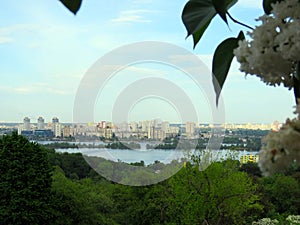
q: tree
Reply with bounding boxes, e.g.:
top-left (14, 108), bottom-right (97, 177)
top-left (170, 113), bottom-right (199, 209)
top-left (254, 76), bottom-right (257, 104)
top-left (260, 174), bottom-right (300, 217)
top-left (0, 132), bottom-right (53, 225)
top-left (167, 160), bottom-right (262, 225)
top-left (50, 167), bottom-right (116, 225)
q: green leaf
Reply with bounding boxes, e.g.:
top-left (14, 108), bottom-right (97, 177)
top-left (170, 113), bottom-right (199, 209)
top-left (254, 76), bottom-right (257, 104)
top-left (212, 0), bottom-right (227, 24)
top-left (182, 0), bottom-right (238, 48)
top-left (212, 0), bottom-right (238, 24)
top-left (212, 31), bottom-right (245, 105)
top-left (59, 0), bottom-right (82, 15)
top-left (192, 19), bottom-right (212, 48)
top-left (182, 0), bottom-right (216, 37)
top-left (263, 0), bottom-right (282, 14)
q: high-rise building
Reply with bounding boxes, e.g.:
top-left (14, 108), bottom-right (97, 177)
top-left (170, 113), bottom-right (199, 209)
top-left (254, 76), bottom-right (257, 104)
top-left (161, 122), bottom-right (170, 132)
top-left (23, 117), bottom-right (31, 131)
top-left (52, 117), bottom-right (59, 124)
top-left (153, 119), bottom-right (160, 128)
top-left (186, 122), bottom-right (195, 136)
top-left (62, 126), bottom-right (72, 137)
top-left (141, 121), bottom-right (149, 132)
top-left (52, 117), bottom-right (61, 137)
top-left (53, 123), bottom-right (61, 137)
top-left (37, 116), bottom-right (45, 130)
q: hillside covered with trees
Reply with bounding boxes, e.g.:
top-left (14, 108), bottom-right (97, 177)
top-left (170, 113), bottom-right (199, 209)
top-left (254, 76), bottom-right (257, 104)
top-left (1, 133), bottom-right (300, 224)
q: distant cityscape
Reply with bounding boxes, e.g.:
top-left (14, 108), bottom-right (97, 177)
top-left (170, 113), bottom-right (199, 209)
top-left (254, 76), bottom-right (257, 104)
top-left (0, 116), bottom-right (276, 165)
top-left (0, 116), bottom-right (282, 141)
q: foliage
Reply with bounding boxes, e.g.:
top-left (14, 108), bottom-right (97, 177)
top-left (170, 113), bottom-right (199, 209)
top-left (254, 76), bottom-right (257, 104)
top-left (181, 0), bottom-right (300, 177)
top-left (50, 167), bottom-right (116, 225)
top-left (106, 141), bottom-right (141, 149)
top-left (5, 1), bottom-right (300, 223)
top-left (182, 0), bottom-right (238, 47)
top-left (182, 0), bottom-right (300, 104)
top-left (212, 31), bottom-right (245, 105)
top-left (2, 134), bottom-right (300, 224)
top-left (260, 174), bottom-right (300, 216)
top-left (0, 132), bottom-right (53, 225)
top-left (47, 148), bottom-right (93, 180)
top-left (166, 160), bottom-right (262, 224)
top-left (181, 0), bottom-right (244, 103)
top-left (239, 162), bottom-right (262, 178)
top-left (43, 142), bottom-right (79, 149)
top-left (59, 0), bottom-right (82, 15)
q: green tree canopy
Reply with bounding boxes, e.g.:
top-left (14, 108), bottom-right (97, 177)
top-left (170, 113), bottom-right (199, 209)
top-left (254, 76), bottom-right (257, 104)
top-left (0, 132), bottom-right (53, 225)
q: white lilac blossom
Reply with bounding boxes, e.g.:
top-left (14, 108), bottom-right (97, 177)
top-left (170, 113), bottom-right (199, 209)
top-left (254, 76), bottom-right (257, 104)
top-left (286, 215), bottom-right (300, 224)
top-left (233, 0), bottom-right (300, 88)
top-left (258, 103), bottom-right (300, 176)
top-left (252, 215), bottom-right (300, 225)
top-left (252, 218), bottom-right (279, 225)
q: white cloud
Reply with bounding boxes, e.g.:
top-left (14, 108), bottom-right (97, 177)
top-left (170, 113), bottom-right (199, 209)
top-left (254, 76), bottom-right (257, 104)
top-left (0, 24), bottom-right (38, 44)
top-left (0, 24), bottom-right (37, 34)
top-left (0, 36), bottom-right (13, 44)
top-left (111, 9), bottom-right (160, 24)
top-left (0, 82), bottom-right (72, 95)
top-left (112, 15), bottom-right (150, 23)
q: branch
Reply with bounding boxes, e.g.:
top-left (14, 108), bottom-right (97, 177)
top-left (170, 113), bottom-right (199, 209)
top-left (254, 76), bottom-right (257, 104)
top-left (227, 13), bottom-right (254, 30)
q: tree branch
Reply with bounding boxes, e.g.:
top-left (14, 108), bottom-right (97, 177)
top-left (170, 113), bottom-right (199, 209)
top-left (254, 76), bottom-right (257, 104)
top-left (227, 13), bottom-right (254, 30)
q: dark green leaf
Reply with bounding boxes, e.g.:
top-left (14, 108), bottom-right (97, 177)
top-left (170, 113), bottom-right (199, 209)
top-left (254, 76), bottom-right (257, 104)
top-left (263, 0), bottom-right (282, 14)
top-left (212, 0), bottom-right (228, 24)
top-left (182, 0), bottom-right (216, 37)
top-left (192, 19), bottom-right (212, 48)
top-left (182, 0), bottom-right (238, 48)
top-left (212, 0), bottom-right (238, 24)
top-left (213, 31), bottom-right (245, 105)
top-left (59, 0), bottom-right (82, 15)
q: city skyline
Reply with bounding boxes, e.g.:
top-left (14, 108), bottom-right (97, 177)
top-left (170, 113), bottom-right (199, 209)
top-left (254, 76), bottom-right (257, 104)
top-left (6, 115), bottom-right (282, 130)
top-left (6, 115), bottom-right (279, 142)
top-left (0, 1), bottom-right (296, 124)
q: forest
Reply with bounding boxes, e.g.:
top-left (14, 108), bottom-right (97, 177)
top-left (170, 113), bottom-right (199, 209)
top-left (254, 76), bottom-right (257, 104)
top-left (1, 133), bottom-right (300, 225)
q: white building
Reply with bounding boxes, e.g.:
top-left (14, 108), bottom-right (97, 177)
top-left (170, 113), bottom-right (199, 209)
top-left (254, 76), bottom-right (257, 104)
top-left (53, 123), bottom-right (62, 137)
top-left (23, 117), bottom-right (31, 131)
top-left (186, 122), bottom-right (195, 135)
top-left (37, 116), bottom-right (45, 130)
top-left (161, 122), bottom-right (170, 132)
top-left (52, 117), bottom-right (61, 137)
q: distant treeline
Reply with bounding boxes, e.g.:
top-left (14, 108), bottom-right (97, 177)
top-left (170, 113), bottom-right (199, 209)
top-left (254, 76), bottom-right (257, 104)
top-left (42, 141), bottom-right (141, 150)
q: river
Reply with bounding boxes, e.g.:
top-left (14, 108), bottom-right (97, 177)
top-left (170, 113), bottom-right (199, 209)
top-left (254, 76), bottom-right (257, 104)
top-left (54, 147), bottom-right (258, 165)
top-left (36, 141), bottom-right (258, 165)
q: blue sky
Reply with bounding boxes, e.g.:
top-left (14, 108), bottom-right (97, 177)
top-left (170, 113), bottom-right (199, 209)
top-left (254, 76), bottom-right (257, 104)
top-left (0, 0), bottom-right (295, 124)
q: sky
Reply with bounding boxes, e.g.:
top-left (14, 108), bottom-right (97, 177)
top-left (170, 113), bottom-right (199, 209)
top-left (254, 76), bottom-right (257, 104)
top-left (0, 0), bottom-right (296, 124)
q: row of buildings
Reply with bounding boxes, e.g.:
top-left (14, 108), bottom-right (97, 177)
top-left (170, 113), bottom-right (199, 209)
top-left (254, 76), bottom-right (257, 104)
top-left (17, 116), bottom-right (282, 140)
top-left (17, 117), bottom-right (197, 140)
top-left (18, 117), bottom-right (72, 138)
top-left (72, 120), bottom-right (188, 140)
